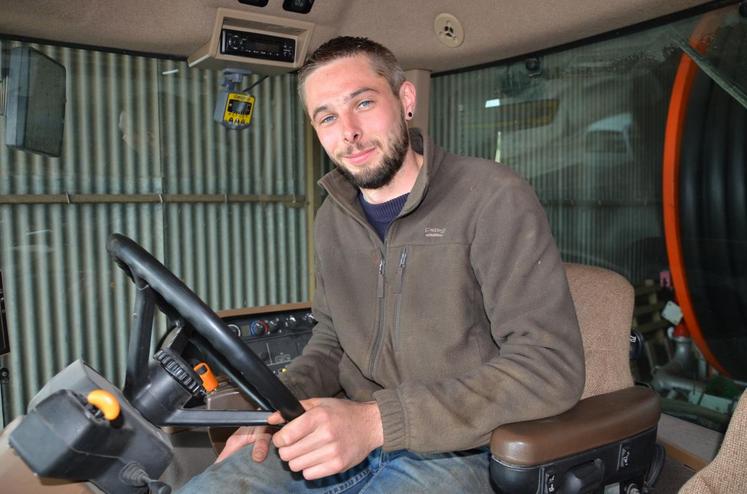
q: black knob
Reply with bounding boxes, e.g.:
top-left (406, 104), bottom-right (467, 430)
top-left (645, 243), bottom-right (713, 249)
top-left (228, 323), bottom-right (242, 337)
top-left (268, 317), bottom-right (282, 332)
top-left (302, 312), bottom-right (316, 325)
top-left (227, 34), bottom-right (241, 51)
top-left (153, 349), bottom-right (205, 398)
top-left (629, 330), bottom-right (645, 361)
top-left (284, 315), bottom-right (298, 329)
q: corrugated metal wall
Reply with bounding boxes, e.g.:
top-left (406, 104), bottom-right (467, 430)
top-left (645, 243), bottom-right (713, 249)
top-left (430, 31), bottom-right (677, 284)
top-left (0, 41), bottom-right (308, 424)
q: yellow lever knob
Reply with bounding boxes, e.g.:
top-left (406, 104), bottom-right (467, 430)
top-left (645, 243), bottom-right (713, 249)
top-left (87, 389), bottom-right (121, 421)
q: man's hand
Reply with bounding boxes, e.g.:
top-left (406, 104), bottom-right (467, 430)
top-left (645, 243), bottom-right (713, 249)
top-left (267, 398), bottom-right (384, 480)
top-left (214, 425), bottom-right (275, 463)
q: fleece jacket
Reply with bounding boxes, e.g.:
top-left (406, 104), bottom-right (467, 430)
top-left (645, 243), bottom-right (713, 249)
top-left (281, 131), bottom-right (585, 453)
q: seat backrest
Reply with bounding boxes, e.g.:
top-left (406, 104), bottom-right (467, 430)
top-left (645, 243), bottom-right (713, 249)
top-left (679, 390), bottom-right (747, 494)
top-left (564, 263), bottom-right (635, 399)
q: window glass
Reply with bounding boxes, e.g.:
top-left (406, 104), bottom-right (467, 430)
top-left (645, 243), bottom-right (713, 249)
top-left (0, 41), bottom-right (308, 423)
top-left (430, 3), bottom-right (747, 424)
top-left (432, 5), bottom-right (745, 282)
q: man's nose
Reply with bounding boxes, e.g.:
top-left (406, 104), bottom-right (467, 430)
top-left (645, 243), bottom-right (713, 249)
top-left (342, 114), bottom-right (361, 143)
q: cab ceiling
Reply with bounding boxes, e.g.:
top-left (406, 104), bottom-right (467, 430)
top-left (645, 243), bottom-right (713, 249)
top-left (0, 0), bottom-right (711, 73)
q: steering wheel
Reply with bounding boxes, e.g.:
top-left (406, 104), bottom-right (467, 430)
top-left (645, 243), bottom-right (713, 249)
top-left (107, 233), bottom-right (305, 424)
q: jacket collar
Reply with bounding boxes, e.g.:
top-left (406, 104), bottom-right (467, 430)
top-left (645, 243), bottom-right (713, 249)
top-left (318, 129), bottom-right (445, 219)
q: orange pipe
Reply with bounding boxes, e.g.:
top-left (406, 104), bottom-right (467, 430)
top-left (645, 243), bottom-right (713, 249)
top-left (662, 11), bottom-right (728, 375)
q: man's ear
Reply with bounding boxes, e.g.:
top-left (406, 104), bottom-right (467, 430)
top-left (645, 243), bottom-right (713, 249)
top-left (399, 80), bottom-right (417, 119)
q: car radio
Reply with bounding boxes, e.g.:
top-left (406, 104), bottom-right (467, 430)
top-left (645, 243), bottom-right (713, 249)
top-left (219, 28), bottom-right (296, 63)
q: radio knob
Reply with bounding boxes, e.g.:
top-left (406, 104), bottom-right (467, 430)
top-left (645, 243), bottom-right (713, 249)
top-left (227, 324), bottom-right (242, 337)
top-left (227, 34), bottom-right (241, 51)
top-left (302, 313), bottom-right (316, 325)
top-left (249, 320), bottom-right (269, 337)
top-left (267, 317), bottom-right (282, 333)
top-left (284, 315), bottom-right (298, 330)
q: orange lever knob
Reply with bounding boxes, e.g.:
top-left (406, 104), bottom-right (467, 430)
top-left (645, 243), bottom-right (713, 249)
top-left (86, 389), bottom-right (121, 421)
top-left (194, 362), bottom-right (219, 393)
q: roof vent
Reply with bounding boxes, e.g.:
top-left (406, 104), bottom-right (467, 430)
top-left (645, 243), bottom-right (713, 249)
top-left (434, 13), bottom-right (464, 48)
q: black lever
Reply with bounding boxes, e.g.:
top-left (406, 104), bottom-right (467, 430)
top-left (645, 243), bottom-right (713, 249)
top-left (120, 462), bottom-right (173, 494)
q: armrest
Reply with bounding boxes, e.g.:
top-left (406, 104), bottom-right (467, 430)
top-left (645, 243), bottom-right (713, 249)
top-left (490, 386), bottom-right (660, 466)
top-left (1, 417), bottom-right (94, 493)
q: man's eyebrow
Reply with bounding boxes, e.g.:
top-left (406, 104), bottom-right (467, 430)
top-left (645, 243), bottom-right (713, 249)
top-left (347, 87), bottom-right (378, 101)
top-left (310, 87), bottom-right (379, 121)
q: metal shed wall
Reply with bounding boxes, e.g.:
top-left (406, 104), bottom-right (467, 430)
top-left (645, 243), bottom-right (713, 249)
top-left (0, 41), bottom-right (309, 424)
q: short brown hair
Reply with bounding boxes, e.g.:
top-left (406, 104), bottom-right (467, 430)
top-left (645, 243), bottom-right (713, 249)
top-left (297, 37), bottom-right (406, 112)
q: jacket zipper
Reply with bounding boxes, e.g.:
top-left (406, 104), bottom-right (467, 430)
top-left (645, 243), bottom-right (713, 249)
top-left (369, 257), bottom-right (386, 376)
top-left (393, 248), bottom-right (408, 348)
top-left (326, 195), bottom-right (388, 378)
top-left (395, 248), bottom-right (408, 294)
top-left (377, 258), bottom-right (385, 298)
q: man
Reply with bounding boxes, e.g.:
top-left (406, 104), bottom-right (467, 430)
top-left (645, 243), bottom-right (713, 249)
top-left (181, 37), bottom-right (584, 493)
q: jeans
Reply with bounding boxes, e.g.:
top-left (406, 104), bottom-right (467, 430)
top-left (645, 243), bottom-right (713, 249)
top-left (178, 444), bottom-right (493, 493)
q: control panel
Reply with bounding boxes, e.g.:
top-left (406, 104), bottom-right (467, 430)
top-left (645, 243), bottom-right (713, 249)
top-left (219, 29), bottom-right (296, 63)
top-left (207, 303), bottom-right (314, 451)
top-left (220, 304), bottom-right (314, 375)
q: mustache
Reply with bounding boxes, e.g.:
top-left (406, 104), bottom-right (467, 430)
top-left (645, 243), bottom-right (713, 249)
top-left (338, 140), bottom-right (379, 157)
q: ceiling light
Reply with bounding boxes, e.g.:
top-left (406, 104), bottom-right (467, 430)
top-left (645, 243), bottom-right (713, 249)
top-left (283, 0), bottom-right (314, 14)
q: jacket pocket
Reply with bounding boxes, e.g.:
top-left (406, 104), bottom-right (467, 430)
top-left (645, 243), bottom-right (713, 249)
top-left (396, 243), bottom-right (480, 380)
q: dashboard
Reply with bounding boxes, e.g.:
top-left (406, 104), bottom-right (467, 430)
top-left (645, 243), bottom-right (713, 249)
top-left (217, 302), bottom-right (314, 375)
top-left (205, 302), bottom-right (314, 453)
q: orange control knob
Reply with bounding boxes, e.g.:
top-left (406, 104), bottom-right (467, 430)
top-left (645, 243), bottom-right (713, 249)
top-left (194, 362), bottom-right (219, 393)
top-left (87, 389), bottom-right (121, 421)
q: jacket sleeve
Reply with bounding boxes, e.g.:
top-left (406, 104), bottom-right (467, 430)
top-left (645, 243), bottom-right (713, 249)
top-left (279, 254), bottom-right (344, 400)
top-left (373, 175), bottom-right (586, 453)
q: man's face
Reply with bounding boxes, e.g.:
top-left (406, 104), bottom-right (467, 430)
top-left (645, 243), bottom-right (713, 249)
top-left (303, 55), bottom-right (410, 189)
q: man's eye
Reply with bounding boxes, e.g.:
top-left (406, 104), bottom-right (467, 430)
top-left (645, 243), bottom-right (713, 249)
top-left (357, 100), bottom-right (373, 109)
top-left (319, 115), bottom-right (336, 125)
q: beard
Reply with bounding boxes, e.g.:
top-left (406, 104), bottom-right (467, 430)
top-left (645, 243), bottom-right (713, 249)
top-left (332, 116), bottom-right (409, 190)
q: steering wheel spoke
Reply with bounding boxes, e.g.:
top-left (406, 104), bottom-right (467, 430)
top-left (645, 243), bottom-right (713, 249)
top-left (124, 283), bottom-right (157, 401)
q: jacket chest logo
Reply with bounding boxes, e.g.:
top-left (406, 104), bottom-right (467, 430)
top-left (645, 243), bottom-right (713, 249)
top-left (425, 227), bottom-right (446, 238)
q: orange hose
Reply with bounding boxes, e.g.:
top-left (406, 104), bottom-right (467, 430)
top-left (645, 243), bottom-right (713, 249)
top-left (663, 10), bottom-right (728, 375)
